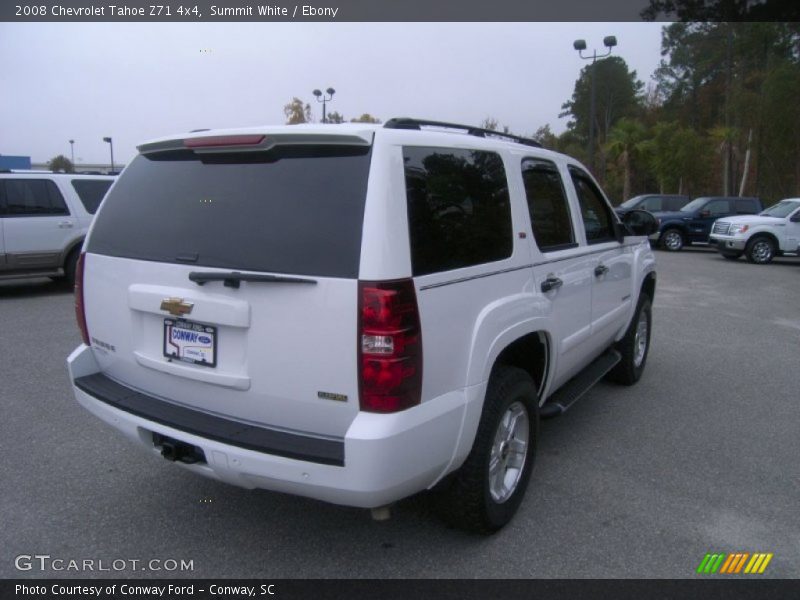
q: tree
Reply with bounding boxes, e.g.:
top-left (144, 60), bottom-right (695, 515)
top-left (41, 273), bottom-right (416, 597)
top-left (326, 111), bottom-right (345, 124)
top-left (605, 118), bottom-right (648, 202)
top-left (560, 56), bottom-right (643, 148)
top-left (350, 114), bottom-right (381, 123)
top-left (48, 155), bottom-right (74, 173)
top-left (480, 117), bottom-right (510, 133)
top-left (283, 97), bottom-right (312, 124)
top-left (531, 124), bottom-right (558, 149)
top-left (646, 122), bottom-right (708, 195)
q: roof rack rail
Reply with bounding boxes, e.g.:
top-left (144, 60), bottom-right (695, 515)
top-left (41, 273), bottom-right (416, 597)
top-left (383, 117), bottom-right (542, 148)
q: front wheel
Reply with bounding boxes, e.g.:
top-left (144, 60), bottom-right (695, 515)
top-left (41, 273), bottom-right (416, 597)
top-left (745, 236), bottom-right (776, 264)
top-left (436, 366), bottom-right (538, 533)
top-left (607, 294), bottom-right (652, 385)
top-left (660, 229), bottom-right (684, 251)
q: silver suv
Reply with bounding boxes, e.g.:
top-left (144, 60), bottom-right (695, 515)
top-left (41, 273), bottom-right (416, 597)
top-left (68, 119), bottom-right (657, 532)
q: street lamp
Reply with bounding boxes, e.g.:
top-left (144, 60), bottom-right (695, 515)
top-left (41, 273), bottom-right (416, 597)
top-left (312, 87), bottom-right (335, 123)
top-left (102, 137), bottom-right (115, 173)
top-left (573, 35), bottom-right (617, 171)
top-left (68, 139), bottom-right (75, 164)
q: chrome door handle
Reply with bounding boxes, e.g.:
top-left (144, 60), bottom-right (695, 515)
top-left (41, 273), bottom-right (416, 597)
top-left (58, 221), bottom-right (74, 229)
top-left (594, 264), bottom-right (609, 277)
top-left (541, 276), bottom-right (563, 293)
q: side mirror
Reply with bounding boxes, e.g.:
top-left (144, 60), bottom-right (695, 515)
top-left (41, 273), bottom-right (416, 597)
top-left (791, 212), bottom-right (800, 222)
top-left (699, 209), bottom-right (711, 218)
top-left (622, 209), bottom-right (659, 237)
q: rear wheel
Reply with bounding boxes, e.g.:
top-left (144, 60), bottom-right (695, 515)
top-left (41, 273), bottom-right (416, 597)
top-left (660, 228), bottom-right (684, 251)
top-left (64, 249), bottom-right (80, 286)
top-left (745, 236), bottom-right (776, 264)
top-left (607, 294), bottom-right (652, 385)
top-left (436, 366), bottom-right (538, 533)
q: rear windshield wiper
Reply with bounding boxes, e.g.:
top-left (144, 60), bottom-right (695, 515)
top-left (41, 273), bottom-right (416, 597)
top-left (188, 271), bottom-right (317, 289)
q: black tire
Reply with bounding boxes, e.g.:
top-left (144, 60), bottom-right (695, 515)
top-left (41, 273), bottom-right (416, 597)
top-left (745, 236), bottom-right (776, 265)
top-left (64, 249), bottom-right (80, 287)
top-left (721, 252), bottom-right (741, 260)
top-left (607, 294), bottom-right (652, 386)
top-left (435, 366), bottom-right (538, 533)
top-left (659, 228), bottom-right (684, 251)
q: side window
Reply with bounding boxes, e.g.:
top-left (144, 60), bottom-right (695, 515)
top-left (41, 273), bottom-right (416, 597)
top-left (735, 198), bottom-right (758, 214)
top-left (520, 158), bottom-right (575, 251)
top-left (404, 146), bottom-right (512, 276)
top-left (705, 199), bottom-right (730, 216)
top-left (668, 197), bottom-right (687, 211)
top-left (3, 179), bottom-right (69, 216)
top-left (641, 197), bottom-right (663, 212)
top-left (569, 167), bottom-right (617, 244)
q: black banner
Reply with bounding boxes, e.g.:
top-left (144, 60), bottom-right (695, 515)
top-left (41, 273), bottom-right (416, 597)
top-left (3, 579), bottom-right (800, 600)
top-left (2, 0), bottom-right (799, 22)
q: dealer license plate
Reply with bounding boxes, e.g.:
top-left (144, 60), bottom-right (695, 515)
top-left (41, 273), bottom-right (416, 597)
top-left (163, 318), bottom-right (217, 367)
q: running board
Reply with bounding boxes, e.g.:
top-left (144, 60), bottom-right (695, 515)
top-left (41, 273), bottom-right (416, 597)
top-left (540, 349), bottom-right (621, 419)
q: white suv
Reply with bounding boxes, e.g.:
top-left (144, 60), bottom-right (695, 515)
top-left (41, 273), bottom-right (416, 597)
top-left (67, 119), bottom-right (657, 532)
top-left (0, 172), bottom-right (115, 284)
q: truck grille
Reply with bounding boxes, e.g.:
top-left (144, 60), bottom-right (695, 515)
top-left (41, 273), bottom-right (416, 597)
top-left (712, 221), bottom-right (731, 235)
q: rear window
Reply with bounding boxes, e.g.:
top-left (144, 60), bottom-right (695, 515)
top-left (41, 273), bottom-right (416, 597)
top-left (735, 198), bottom-right (760, 214)
top-left (71, 179), bottom-right (113, 214)
top-left (403, 146), bottom-right (512, 276)
top-left (86, 145), bottom-right (372, 278)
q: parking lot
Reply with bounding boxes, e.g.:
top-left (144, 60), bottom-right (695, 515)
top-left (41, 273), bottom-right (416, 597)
top-left (1, 247), bottom-right (798, 579)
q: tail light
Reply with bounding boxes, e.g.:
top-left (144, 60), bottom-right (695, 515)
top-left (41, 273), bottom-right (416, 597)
top-left (358, 279), bottom-right (422, 413)
top-left (75, 252), bottom-right (90, 346)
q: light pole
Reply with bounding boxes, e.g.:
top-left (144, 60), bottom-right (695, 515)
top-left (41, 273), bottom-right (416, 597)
top-left (573, 35), bottom-right (617, 171)
top-left (102, 137), bottom-right (115, 173)
top-left (68, 139), bottom-right (75, 164)
top-left (312, 87), bottom-right (335, 123)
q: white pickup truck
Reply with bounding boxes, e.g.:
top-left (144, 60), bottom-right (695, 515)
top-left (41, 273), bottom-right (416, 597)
top-left (709, 198), bottom-right (800, 264)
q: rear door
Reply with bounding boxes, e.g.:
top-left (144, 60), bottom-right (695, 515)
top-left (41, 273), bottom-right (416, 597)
top-left (1, 178), bottom-right (76, 270)
top-left (83, 137), bottom-right (373, 438)
top-left (521, 157), bottom-right (592, 388)
top-left (568, 166), bottom-right (633, 350)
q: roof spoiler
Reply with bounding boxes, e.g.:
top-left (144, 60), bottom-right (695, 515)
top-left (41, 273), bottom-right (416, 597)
top-left (138, 131), bottom-right (374, 155)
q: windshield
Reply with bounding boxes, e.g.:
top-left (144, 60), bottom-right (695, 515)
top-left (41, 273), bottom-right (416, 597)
top-left (619, 196), bottom-right (645, 209)
top-left (759, 200), bottom-right (800, 218)
top-left (680, 197), bottom-right (710, 212)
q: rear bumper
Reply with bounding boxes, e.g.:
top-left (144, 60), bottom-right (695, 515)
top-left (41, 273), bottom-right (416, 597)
top-left (708, 235), bottom-right (747, 251)
top-left (67, 344), bottom-right (479, 508)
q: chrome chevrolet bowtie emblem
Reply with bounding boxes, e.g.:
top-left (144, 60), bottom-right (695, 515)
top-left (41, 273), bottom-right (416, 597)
top-left (160, 297), bottom-right (194, 316)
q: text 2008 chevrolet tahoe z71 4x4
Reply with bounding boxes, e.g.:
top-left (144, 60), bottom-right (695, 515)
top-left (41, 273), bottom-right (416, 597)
top-left (67, 119), bottom-right (658, 532)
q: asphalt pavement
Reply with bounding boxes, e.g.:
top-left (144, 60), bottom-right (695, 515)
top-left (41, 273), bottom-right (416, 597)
top-left (1, 247), bottom-right (798, 578)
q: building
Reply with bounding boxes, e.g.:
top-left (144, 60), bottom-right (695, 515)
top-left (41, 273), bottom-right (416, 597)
top-left (0, 155), bottom-right (32, 170)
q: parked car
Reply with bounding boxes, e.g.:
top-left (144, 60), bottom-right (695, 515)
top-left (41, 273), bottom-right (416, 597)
top-left (67, 118), bottom-right (658, 532)
top-left (709, 198), bottom-right (800, 264)
top-left (0, 172), bottom-right (115, 284)
top-left (650, 196), bottom-right (763, 251)
top-left (615, 194), bottom-right (689, 217)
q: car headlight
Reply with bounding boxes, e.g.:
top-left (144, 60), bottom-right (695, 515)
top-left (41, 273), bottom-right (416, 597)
top-left (729, 224), bottom-right (749, 235)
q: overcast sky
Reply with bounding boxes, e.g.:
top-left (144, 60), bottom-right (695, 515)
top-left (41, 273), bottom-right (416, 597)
top-left (0, 22), bottom-right (665, 165)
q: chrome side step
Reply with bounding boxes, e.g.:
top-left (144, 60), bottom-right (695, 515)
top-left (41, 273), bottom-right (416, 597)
top-left (540, 349), bottom-right (621, 419)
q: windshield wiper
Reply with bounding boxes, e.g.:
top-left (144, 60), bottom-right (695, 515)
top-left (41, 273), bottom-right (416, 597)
top-left (189, 271), bottom-right (317, 289)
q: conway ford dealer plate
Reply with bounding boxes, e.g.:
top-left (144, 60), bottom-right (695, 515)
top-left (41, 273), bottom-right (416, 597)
top-left (163, 318), bottom-right (217, 367)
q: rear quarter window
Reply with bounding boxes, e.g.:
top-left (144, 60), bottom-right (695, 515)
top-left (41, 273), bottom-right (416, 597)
top-left (71, 179), bottom-right (113, 214)
top-left (403, 146), bottom-right (513, 276)
top-left (86, 145), bottom-right (372, 278)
